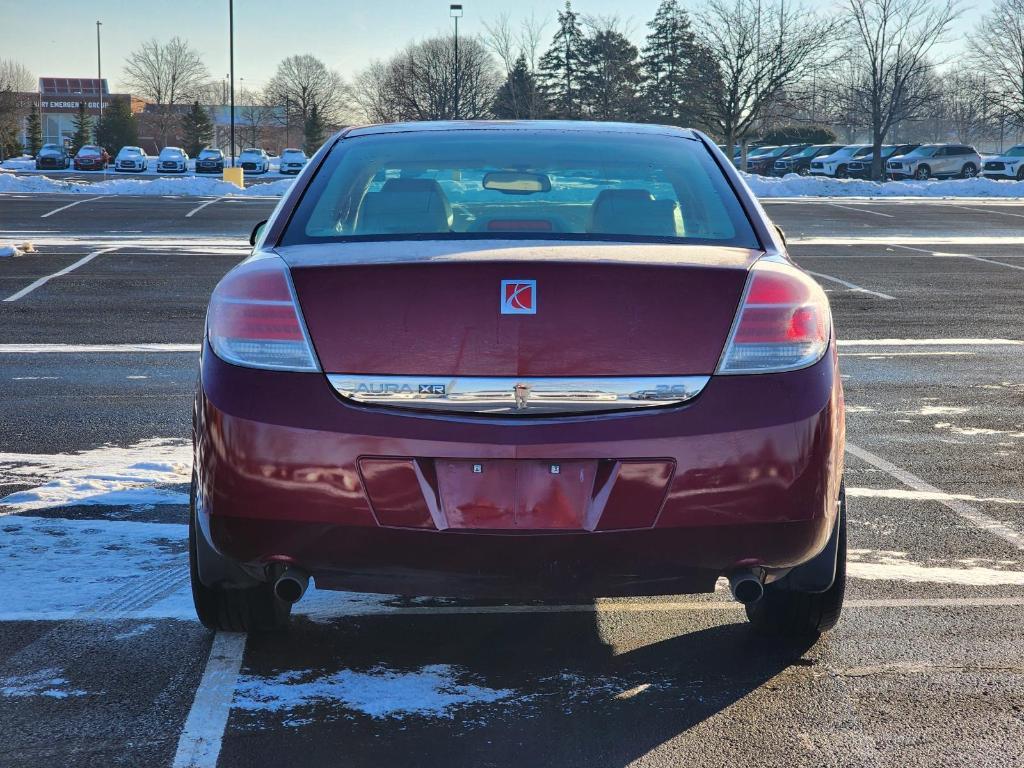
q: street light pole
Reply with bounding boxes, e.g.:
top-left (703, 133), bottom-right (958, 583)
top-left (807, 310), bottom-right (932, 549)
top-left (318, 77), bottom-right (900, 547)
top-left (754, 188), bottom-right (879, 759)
top-left (450, 4), bottom-right (463, 120)
top-left (229, 0), bottom-right (236, 167)
top-left (96, 21), bottom-right (103, 125)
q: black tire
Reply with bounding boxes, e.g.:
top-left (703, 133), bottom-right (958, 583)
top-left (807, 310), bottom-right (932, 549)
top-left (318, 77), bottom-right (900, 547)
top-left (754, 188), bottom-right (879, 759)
top-left (835, 165), bottom-right (848, 178)
top-left (189, 473), bottom-right (291, 632)
top-left (1017, 167), bottom-right (1024, 181)
top-left (961, 163), bottom-right (977, 179)
top-left (915, 164), bottom-right (931, 181)
top-left (745, 487), bottom-right (847, 637)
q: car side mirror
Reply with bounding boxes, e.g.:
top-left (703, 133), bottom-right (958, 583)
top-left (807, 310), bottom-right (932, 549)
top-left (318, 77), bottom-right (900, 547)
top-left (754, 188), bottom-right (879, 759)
top-left (250, 220), bottom-right (267, 247)
top-left (775, 224), bottom-right (787, 246)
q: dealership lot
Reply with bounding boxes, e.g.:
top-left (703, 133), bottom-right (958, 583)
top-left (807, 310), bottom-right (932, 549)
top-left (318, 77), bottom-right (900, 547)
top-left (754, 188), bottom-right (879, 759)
top-left (2, 195), bottom-right (1024, 767)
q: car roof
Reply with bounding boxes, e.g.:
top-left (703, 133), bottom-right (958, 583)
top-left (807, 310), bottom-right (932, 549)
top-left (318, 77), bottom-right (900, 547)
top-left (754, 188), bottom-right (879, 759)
top-left (343, 120), bottom-right (699, 140)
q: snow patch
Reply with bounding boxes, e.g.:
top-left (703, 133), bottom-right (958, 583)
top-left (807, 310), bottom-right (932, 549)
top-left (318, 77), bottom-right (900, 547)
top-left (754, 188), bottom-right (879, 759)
top-left (0, 173), bottom-right (294, 197)
top-left (744, 172), bottom-right (1024, 198)
top-left (0, 437), bottom-right (192, 512)
top-left (1, 668), bottom-right (88, 699)
top-left (849, 550), bottom-right (1024, 585)
top-left (233, 664), bottom-right (513, 722)
top-left (917, 405), bottom-right (969, 416)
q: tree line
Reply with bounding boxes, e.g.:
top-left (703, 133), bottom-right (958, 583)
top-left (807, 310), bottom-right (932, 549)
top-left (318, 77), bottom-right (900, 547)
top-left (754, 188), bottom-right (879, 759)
top-left (5, 0), bottom-right (1024, 178)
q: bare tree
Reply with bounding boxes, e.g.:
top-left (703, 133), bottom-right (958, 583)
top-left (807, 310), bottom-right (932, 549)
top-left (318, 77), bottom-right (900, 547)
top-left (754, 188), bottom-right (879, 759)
top-left (484, 13), bottom-right (549, 119)
top-left (352, 36), bottom-right (502, 122)
top-left (846, 0), bottom-right (961, 179)
top-left (123, 38), bottom-right (210, 145)
top-left (0, 59), bottom-right (34, 158)
top-left (265, 55), bottom-right (348, 130)
top-left (941, 65), bottom-right (994, 144)
top-left (695, 0), bottom-right (841, 158)
top-left (237, 88), bottom-right (275, 148)
top-left (971, 0), bottom-right (1024, 129)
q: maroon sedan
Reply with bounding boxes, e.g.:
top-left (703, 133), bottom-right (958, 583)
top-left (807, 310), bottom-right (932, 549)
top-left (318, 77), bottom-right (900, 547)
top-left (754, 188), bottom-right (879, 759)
top-left (191, 121), bottom-right (846, 637)
top-left (73, 145), bottom-right (110, 171)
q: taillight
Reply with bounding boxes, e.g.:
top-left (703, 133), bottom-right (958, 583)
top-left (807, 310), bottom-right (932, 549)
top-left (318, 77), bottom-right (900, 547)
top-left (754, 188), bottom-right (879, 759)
top-left (206, 256), bottom-right (319, 371)
top-left (717, 260), bottom-right (831, 374)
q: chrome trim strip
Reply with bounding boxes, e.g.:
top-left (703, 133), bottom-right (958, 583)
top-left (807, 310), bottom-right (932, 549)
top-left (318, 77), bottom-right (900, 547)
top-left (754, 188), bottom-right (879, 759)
top-left (327, 374), bottom-right (710, 415)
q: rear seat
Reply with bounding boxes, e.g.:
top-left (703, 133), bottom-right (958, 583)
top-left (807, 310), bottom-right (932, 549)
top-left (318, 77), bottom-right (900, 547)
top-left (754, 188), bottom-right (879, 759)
top-left (587, 189), bottom-right (680, 237)
top-left (356, 178), bottom-right (453, 234)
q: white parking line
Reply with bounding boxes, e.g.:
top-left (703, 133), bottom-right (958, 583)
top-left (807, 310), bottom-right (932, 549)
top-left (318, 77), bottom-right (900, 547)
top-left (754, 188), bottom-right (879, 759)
top-left (3, 247), bottom-right (119, 302)
top-left (39, 195), bottom-right (104, 218)
top-left (0, 343), bottom-right (200, 353)
top-left (953, 205), bottom-right (1024, 219)
top-left (847, 442), bottom-right (1024, 551)
top-left (185, 196), bottom-right (227, 219)
top-left (959, 254), bottom-right (1024, 272)
top-left (172, 632), bottom-right (247, 768)
top-left (791, 236), bottom-right (1024, 246)
top-left (838, 338), bottom-right (1024, 347)
top-left (826, 202), bottom-right (895, 218)
top-left (806, 270), bottom-right (895, 299)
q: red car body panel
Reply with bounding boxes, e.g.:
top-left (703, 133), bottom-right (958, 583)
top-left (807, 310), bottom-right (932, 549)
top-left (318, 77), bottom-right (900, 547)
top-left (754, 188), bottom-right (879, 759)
top-left (194, 340), bottom-right (844, 597)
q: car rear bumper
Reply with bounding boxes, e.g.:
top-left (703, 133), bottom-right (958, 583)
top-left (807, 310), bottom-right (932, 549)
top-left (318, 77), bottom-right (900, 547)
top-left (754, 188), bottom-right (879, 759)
top-left (194, 341), bottom-right (845, 597)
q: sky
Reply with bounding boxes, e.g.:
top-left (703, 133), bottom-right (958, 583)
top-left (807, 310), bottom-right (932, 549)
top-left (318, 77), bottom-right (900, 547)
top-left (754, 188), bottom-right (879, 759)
top-left (0, 0), bottom-right (993, 93)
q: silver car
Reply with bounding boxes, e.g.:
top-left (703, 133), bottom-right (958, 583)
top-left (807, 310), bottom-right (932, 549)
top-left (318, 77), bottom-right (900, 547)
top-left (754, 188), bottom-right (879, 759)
top-left (807, 145), bottom-right (871, 178)
top-left (982, 145), bottom-right (1024, 180)
top-left (886, 144), bottom-right (982, 180)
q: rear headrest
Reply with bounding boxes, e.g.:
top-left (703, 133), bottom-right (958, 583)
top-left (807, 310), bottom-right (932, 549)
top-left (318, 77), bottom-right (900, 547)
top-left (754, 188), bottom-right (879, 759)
top-left (588, 189), bottom-right (680, 237)
top-left (356, 178), bottom-right (453, 234)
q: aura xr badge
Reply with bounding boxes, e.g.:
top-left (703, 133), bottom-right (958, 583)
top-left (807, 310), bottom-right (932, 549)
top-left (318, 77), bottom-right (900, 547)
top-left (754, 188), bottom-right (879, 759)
top-left (501, 279), bottom-right (537, 315)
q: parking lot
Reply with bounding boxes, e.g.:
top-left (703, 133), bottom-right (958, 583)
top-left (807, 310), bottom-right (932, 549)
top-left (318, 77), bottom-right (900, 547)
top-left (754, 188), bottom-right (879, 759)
top-left (2, 194), bottom-right (1024, 767)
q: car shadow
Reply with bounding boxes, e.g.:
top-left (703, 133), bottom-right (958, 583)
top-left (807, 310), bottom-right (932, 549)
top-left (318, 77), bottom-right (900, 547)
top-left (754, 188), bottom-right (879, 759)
top-left (227, 605), bottom-right (819, 767)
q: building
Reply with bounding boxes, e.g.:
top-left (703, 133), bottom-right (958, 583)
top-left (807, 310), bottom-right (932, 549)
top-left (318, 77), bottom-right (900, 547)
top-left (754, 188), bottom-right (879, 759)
top-left (25, 77), bottom-right (145, 147)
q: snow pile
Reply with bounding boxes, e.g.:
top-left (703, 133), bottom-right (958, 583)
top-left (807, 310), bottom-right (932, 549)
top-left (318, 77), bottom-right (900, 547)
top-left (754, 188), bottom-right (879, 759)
top-left (0, 668), bottom-right (88, 699)
top-left (0, 157), bottom-right (36, 172)
top-left (744, 172), bottom-right (1024, 198)
top-left (0, 241), bottom-right (35, 257)
top-left (0, 172), bottom-right (294, 197)
top-left (0, 437), bottom-right (192, 512)
top-left (234, 664), bottom-right (513, 722)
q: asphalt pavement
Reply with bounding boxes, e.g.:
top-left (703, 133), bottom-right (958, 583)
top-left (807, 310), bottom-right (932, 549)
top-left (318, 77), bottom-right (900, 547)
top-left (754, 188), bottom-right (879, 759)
top-left (1, 194), bottom-right (1023, 767)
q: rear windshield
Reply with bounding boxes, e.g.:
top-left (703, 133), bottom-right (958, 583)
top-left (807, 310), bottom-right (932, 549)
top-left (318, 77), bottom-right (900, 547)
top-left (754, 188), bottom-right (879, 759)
top-left (280, 130), bottom-right (758, 247)
top-left (1005, 146), bottom-right (1024, 157)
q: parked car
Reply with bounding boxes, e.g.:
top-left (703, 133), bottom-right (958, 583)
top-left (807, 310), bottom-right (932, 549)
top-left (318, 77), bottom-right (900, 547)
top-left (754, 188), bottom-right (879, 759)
top-left (982, 145), bottom-right (1024, 180)
top-left (886, 144), bottom-right (982, 180)
top-left (238, 147), bottom-right (271, 174)
top-left (846, 144), bottom-right (919, 179)
top-left (746, 145), bottom-right (809, 175)
top-left (771, 144), bottom-right (844, 176)
top-left (278, 148), bottom-right (308, 175)
top-left (190, 121), bottom-right (847, 637)
top-left (72, 145), bottom-right (110, 171)
top-left (113, 146), bottom-right (148, 173)
top-left (732, 144), bottom-right (777, 169)
top-left (35, 143), bottom-right (71, 170)
top-left (195, 148), bottom-right (225, 174)
top-left (808, 145), bottom-right (872, 178)
top-left (157, 146), bottom-right (189, 174)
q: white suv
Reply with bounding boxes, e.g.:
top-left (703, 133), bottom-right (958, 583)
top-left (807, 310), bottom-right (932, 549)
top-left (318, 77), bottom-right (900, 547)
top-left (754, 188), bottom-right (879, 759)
top-left (238, 148), bottom-right (271, 174)
top-left (886, 144), bottom-right (982, 180)
top-left (157, 147), bottom-right (189, 174)
top-left (808, 145), bottom-right (871, 178)
top-left (982, 145), bottom-right (1024, 181)
top-left (279, 148), bottom-right (308, 175)
top-left (114, 146), bottom-right (148, 173)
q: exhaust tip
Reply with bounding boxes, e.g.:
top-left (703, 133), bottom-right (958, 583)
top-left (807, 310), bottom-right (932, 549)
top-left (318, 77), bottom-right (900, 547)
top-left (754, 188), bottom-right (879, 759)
top-left (273, 568), bottom-right (309, 604)
top-left (728, 569), bottom-right (764, 605)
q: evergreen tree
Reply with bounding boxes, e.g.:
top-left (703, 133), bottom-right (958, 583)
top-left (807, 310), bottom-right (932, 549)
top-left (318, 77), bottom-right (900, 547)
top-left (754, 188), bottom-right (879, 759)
top-left (493, 55), bottom-right (543, 119)
top-left (640, 0), bottom-right (715, 127)
top-left (303, 103), bottom-right (325, 154)
top-left (180, 101), bottom-right (213, 157)
top-left (95, 98), bottom-right (138, 155)
top-left (537, 1), bottom-right (586, 118)
top-left (25, 103), bottom-right (42, 156)
top-left (579, 29), bottom-right (644, 121)
top-left (70, 102), bottom-right (93, 153)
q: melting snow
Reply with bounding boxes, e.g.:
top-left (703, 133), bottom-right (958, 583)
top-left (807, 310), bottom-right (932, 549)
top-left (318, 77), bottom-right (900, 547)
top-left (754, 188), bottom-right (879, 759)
top-left (849, 550), bottom-right (1024, 585)
top-left (234, 664), bottom-right (513, 721)
top-left (0, 438), bottom-right (191, 512)
top-left (1, 668), bottom-right (88, 699)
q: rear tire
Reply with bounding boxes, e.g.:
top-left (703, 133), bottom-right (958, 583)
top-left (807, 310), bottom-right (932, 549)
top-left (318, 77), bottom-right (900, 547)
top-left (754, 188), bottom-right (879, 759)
top-left (961, 163), bottom-right (977, 179)
top-left (189, 473), bottom-right (291, 632)
top-left (915, 165), bottom-right (931, 180)
top-left (745, 487), bottom-right (847, 637)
